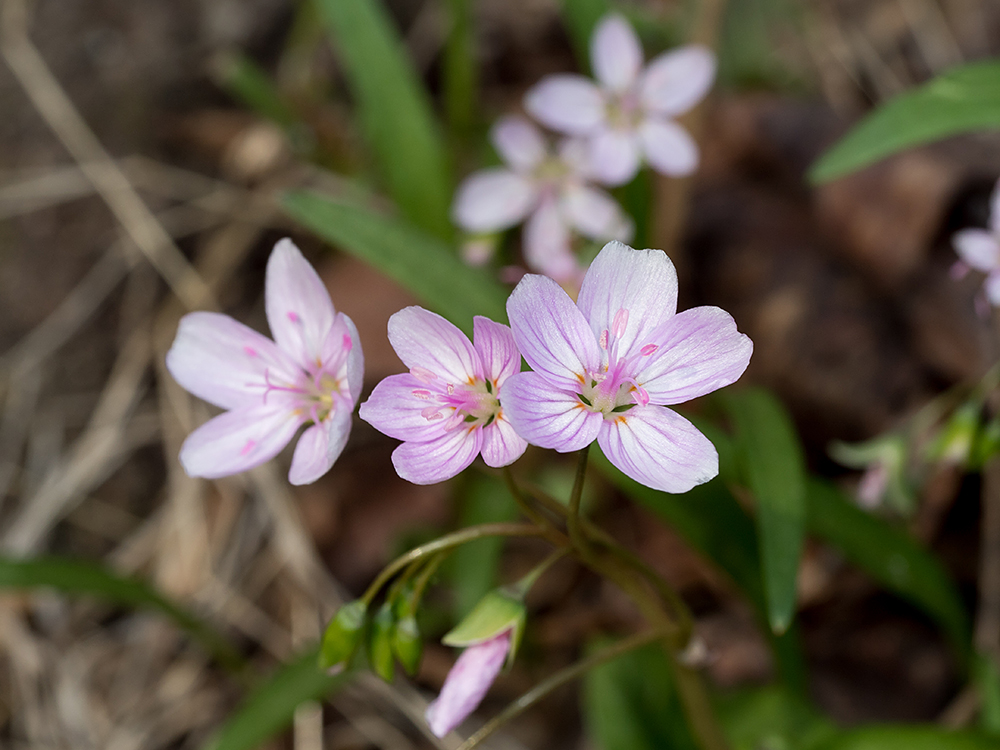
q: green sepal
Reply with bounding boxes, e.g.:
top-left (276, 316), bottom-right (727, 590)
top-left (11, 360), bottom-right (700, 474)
top-left (830, 433), bottom-right (914, 513)
top-left (369, 601), bottom-right (396, 683)
top-left (319, 599), bottom-right (367, 671)
top-left (392, 614), bottom-right (423, 676)
top-left (928, 401), bottom-right (981, 466)
top-left (442, 587), bottom-right (526, 668)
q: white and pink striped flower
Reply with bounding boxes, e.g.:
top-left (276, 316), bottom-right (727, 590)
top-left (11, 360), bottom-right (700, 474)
top-left (452, 115), bottom-right (633, 283)
top-left (500, 241), bottom-right (751, 493)
top-left (525, 13), bottom-right (715, 186)
top-left (953, 178), bottom-right (1000, 307)
top-left (359, 308), bottom-right (527, 484)
top-left (166, 239), bottom-right (363, 485)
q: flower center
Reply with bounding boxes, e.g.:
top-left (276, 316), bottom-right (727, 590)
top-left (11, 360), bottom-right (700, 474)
top-left (576, 307), bottom-right (657, 419)
top-left (532, 155), bottom-right (572, 192)
top-left (605, 91), bottom-right (643, 130)
top-left (410, 368), bottom-right (502, 432)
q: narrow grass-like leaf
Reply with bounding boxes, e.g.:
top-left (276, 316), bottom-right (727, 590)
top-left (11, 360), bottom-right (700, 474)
top-left (204, 647), bottom-right (349, 750)
top-left (0, 556), bottom-right (243, 670)
top-left (813, 726), bottom-right (1000, 750)
top-left (314, 0), bottom-right (452, 238)
top-left (810, 61), bottom-right (1000, 183)
top-left (283, 190), bottom-right (508, 333)
top-left (723, 388), bottom-right (807, 634)
top-left (444, 0), bottom-right (476, 134)
top-left (213, 52), bottom-right (298, 129)
top-left (805, 479), bottom-right (971, 664)
top-left (716, 685), bottom-right (836, 750)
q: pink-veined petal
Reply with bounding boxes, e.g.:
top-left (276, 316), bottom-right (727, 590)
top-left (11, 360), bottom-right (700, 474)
top-left (500, 372), bottom-right (602, 452)
top-left (561, 184), bottom-right (634, 243)
top-left (577, 241), bottom-right (679, 359)
top-left (525, 75), bottom-right (606, 135)
top-left (639, 118), bottom-right (699, 176)
top-left (591, 14), bottom-right (643, 92)
top-left (587, 128), bottom-right (642, 186)
top-left (452, 168), bottom-right (538, 233)
top-left (166, 311), bottom-right (298, 411)
top-left (388, 306), bottom-right (483, 383)
top-left (391, 425), bottom-right (484, 485)
top-left (990, 178), bottom-right (1000, 234)
top-left (506, 273), bottom-right (602, 389)
top-left (491, 116), bottom-right (547, 173)
top-left (597, 405), bottom-right (718, 492)
top-left (986, 272), bottom-right (1000, 307)
top-left (480, 417), bottom-right (528, 468)
top-left (639, 45), bottom-right (716, 117)
top-left (178, 404), bottom-right (302, 479)
top-left (522, 199), bottom-right (579, 282)
top-left (360, 373), bottom-right (448, 442)
top-left (265, 238), bottom-right (337, 367)
top-left (426, 632), bottom-right (511, 738)
top-left (473, 316), bottom-right (521, 385)
top-left (287, 403), bottom-right (353, 485)
top-left (338, 313), bottom-right (365, 407)
top-left (953, 228), bottom-right (1000, 272)
top-left (638, 306), bottom-right (753, 404)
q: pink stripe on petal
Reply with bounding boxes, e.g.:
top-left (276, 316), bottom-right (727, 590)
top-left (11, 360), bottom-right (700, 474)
top-left (391, 424), bottom-right (484, 485)
top-left (597, 406), bottom-right (718, 493)
top-left (452, 168), bottom-right (538, 232)
top-left (473, 316), bottom-right (521, 385)
top-left (388, 307), bottom-right (484, 384)
top-left (524, 75), bottom-right (606, 135)
top-left (178, 405), bottom-right (302, 479)
top-left (500, 372), bottom-right (602, 452)
top-left (480, 416), bottom-right (528, 468)
top-left (426, 631), bottom-right (511, 738)
top-left (639, 45), bottom-right (716, 117)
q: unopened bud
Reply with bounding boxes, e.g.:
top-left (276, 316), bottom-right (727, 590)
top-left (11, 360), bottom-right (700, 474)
top-left (369, 601), bottom-right (396, 683)
top-left (392, 614), bottom-right (423, 676)
top-left (443, 587), bottom-right (526, 668)
top-left (319, 599), bottom-right (367, 671)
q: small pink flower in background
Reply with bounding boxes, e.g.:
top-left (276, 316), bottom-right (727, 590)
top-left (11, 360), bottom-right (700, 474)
top-left (166, 239), bottom-right (363, 485)
top-left (359, 308), bottom-right (527, 484)
top-left (525, 13), bottom-right (715, 186)
top-left (500, 241), bottom-right (751, 493)
top-left (952, 178), bottom-right (1000, 307)
top-left (452, 115), bottom-right (633, 283)
top-left (425, 630), bottom-right (512, 737)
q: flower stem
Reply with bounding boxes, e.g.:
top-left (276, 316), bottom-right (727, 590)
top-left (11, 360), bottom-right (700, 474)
top-left (510, 547), bottom-right (569, 599)
top-left (454, 627), bottom-right (670, 750)
top-left (567, 446), bottom-right (590, 552)
top-left (502, 465), bottom-right (564, 537)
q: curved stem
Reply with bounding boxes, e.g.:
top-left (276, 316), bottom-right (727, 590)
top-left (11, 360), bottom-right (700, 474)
top-left (502, 465), bottom-right (563, 534)
top-left (455, 627), bottom-right (669, 750)
top-left (567, 446), bottom-right (590, 553)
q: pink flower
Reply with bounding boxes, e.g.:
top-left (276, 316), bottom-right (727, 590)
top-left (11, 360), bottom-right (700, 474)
top-left (452, 115), bottom-right (633, 283)
top-left (359, 308), bottom-right (527, 484)
top-left (165, 239), bottom-right (363, 485)
top-left (953, 178), bottom-right (1000, 306)
top-left (425, 631), bottom-right (511, 738)
top-left (525, 13), bottom-right (715, 186)
top-left (500, 241), bottom-right (752, 493)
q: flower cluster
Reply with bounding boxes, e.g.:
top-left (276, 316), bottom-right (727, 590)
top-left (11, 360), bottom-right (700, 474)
top-left (453, 13), bottom-right (715, 283)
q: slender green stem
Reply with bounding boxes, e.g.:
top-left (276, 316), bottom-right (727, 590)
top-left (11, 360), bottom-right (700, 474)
top-left (455, 627), bottom-right (670, 750)
top-left (360, 523), bottom-right (554, 606)
top-left (567, 446), bottom-right (590, 552)
top-left (502, 466), bottom-right (565, 538)
top-left (511, 548), bottom-right (569, 599)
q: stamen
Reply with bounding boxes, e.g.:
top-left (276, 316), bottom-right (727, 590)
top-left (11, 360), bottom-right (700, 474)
top-left (640, 343), bottom-right (658, 356)
top-left (287, 311), bottom-right (301, 323)
top-left (240, 439), bottom-right (256, 456)
top-left (411, 366), bottom-right (437, 384)
top-left (412, 389), bottom-right (431, 400)
top-left (599, 329), bottom-right (609, 350)
top-left (631, 386), bottom-right (650, 407)
top-left (612, 308), bottom-right (629, 338)
top-left (421, 406), bottom-right (444, 421)
top-left (446, 384), bottom-right (455, 395)
top-left (243, 346), bottom-right (258, 357)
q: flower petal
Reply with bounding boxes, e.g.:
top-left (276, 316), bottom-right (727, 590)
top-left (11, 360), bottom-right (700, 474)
top-left (525, 75), bottom-right (606, 135)
top-left (597, 406), bottom-right (718, 492)
top-left (288, 404), bottom-right (353, 485)
top-left (452, 168), bottom-right (538, 233)
top-left (391, 426), bottom-right (484, 485)
top-left (639, 45), bottom-right (716, 117)
top-left (265, 238), bottom-right (337, 367)
top-left (986, 272), bottom-right (1000, 307)
top-left (587, 128), bottom-right (642, 186)
top-left (491, 116), bottom-right (547, 173)
top-left (388, 306), bottom-right (483, 383)
top-left (562, 184), bottom-right (634, 243)
top-left (178, 405), bottom-right (302, 479)
top-left (506, 273), bottom-right (602, 389)
top-left (953, 228), bottom-right (1000, 272)
top-left (473, 316), bottom-right (521, 385)
top-left (577, 241), bottom-right (679, 359)
top-left (338, 313), bottom-right (365, 407)
top-left (425, 632), bottom-right (511, 738)
top-left (639, 118), bottom-right (699, 176)
top-left (166, 311), bottom-right (298, 411)
top-left (638, 306), bottom-right (753, 404)
top-left (522, 199), bottom-right (579, 282)
top-left (480, 417), bottom-right (528, 468)
top-left (360, 373), bottom-right (447, 442)
top-left (500, 372), bottom-right (602, 452)
top-left (591, 14), bottom-right (643, 92)
top-left (990, 178), bottom-right (1000, 234)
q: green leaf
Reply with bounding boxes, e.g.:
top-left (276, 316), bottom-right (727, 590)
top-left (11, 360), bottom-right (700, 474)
top-left (810, 61), bottom-right (1000, 183)
top-left (0, 556), bottom-right (242, 671)
top-left (717, 685), bottom-right (836, 750)
top-left (559, 0), bottom-right (611, 73)
top-left (974, 653), bottom-right (1000, 735)
top-left (813, 726), bottom-right (1000, 750)
top-left (314, 0), bottom-right (452, 238)
top-left (723, 388), bottom-right (807, 634)
top-left (283, 190), bottom-right (508, 333)
top-left (583, 640), bottom-right (697, 750)
top-left (443, 0), bottom-right (476, 134)
top-left (204, 648), bottom-right (349, 750)
top-left (805, 479), bottom-right (971, 664)
top-left (213, 52), bottom-right (298, 129)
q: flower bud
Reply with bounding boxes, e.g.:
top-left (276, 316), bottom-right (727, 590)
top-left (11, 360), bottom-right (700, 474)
top-left (319, 599), bottom-right (366, 671)
top-left (369, 601), bottom-right (396, 683)
top-left (392, 613), bottom-right (423, 676)
top-left (442, 587), bottom-right (526, 668)
top-left (929, 402), bottom-right (981, 466)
